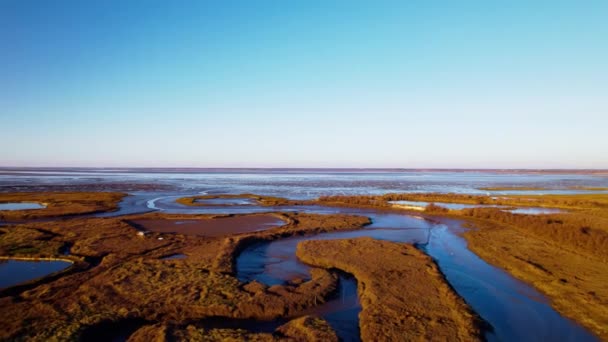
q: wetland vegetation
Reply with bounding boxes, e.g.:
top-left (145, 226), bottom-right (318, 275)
top-left (0, 189), bottom-right (606, 340)
top-left (310, 192), bottom-right (608, 339)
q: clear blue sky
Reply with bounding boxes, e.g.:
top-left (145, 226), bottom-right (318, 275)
top-left (1, 1), bottom-right (607, 168)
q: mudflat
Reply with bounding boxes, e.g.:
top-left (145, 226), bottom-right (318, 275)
top-left (127, 215), bottom-right (286, 237)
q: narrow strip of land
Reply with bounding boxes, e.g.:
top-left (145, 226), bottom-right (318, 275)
top-left (296, 237), bottom-right (484, 341)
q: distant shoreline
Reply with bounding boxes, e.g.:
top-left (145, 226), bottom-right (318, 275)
top-left (0, 167), bottom-right (607, 175)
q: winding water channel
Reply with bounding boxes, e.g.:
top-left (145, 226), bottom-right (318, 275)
top-left (144, 196), bottom-right (597, 342)
top-left (0, 190), bottom-right (599, 341)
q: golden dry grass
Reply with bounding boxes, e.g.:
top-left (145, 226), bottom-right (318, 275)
top-left (296, 237), bottom-right (483, 342)
top-left (176, 194), bottom-right (303, 207)
top-left (460, 213), bottom-right (608, 340)
top-left (310, 193), bottom-right (608, 339)
top-left (0, 208), bottom-right (369, 341)
top-left (0, 192), bottom-right (125, 220)
top-left (127, 315), bottom-right (337, 342)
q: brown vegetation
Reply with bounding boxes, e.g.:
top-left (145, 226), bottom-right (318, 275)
top-left (127, 315), bottom-right (338, 342)
top-left (0, 192), bottom-right (125, 220)
top-left (424, 203), bottom-right (450, 214)
top-left (479, 186), bottom-right (608, 191)
top-left (0, 208), bottom-right (369, 341)
top-left (458, 207), bottom-right (608, 339)
top-left (318, 192), bottom-right (608, 211)
top-left (296, 237), bottom-right (484, 341)
top-left (459, 208), bottom-right (608, 260)
top-left (568, 186), bottom-right (608, 191)
top-left (317, 192), bottom-right (608, 339)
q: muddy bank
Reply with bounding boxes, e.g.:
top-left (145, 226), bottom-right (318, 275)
top-left (297, 237), bottom-right (484, 341)
top-left (126, 215), bottom-right (286, 237)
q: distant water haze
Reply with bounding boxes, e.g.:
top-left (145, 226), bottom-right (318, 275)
top-left (1, 168), bottom-right (607, 200)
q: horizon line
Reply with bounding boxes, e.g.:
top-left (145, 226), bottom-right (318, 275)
top-left (1, 166), bottom-right (607, 172)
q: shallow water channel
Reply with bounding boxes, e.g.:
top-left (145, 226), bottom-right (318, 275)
top-left (235, 208), bottom-right (596, 342)
top-left (98, 195), bottom-right (596, 341)
top-left (389, 200), bottom-right (565, 215)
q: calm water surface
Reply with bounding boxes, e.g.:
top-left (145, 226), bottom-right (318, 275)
top-left (0, 259), bottom-right (71, 289)
top-left (0, 202), bottom-right (45, 210)
top-left (236, 209), bottom-right (597, 342)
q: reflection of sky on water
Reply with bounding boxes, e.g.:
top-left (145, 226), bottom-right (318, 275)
top-left (0, 202), bottom-right (45, 210)
top-left (237, 213), bottom-right (597, 342)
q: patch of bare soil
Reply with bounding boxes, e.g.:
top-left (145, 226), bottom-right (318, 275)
top-left (126, 214), bottom-right (285, 237)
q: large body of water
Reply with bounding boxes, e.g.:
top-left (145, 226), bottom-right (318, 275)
top-left (1, 168), bottom-right (607, 199)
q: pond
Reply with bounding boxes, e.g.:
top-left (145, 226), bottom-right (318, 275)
top-left (0, 202), bottom-right (45, 211)
top-left (0, 259), bottom-right (72, 289)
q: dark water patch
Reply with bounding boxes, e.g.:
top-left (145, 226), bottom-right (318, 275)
top-left (298, 273), bottom-right (361, 342)
top-left (0, 259), bottom-right (72, 289)
top-left (160, 253), bottom-right (186, 260)
top-left (60, 243), bottom-right (72, 256)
